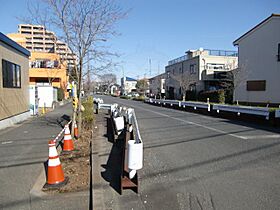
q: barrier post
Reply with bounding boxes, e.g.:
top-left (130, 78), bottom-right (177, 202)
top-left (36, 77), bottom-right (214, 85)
top-left (120, 123), bottom-right (139, 194)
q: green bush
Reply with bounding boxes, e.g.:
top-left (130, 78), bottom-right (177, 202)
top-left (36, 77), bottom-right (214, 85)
top-left (82, 96), bottom-right (94, 127)
top-left (198, 89), bottom-right (225, 103)
top-left (57, 88), bottom-right (64, 101)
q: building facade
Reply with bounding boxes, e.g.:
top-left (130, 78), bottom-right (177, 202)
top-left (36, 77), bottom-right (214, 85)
top-left (29, 52), bottom-right (68, 94)
top-left (8, 24), bottom-right (76, 68)
top-left (148, 73), bottom-right (166, 98)
top-left (233, 14), bottom-right (280, 105)
top-left (0, 32), bottom-right (30, 129)
top-left (121, 76), bottom-right (137, 95)
top-left (165, 49), bottom-right (238, 99)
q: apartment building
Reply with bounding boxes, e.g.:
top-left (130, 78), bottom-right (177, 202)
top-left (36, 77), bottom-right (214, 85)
top-left (233, 14), bottom-right (280, 105)
top-left (165, 48), bottom-right (238, 99)
top-left (8, 24), bottom-right (76, 68)
top-left (148, 73), bottom-right (166, 98)
top-left (0, 32), bottom-right (30, 129)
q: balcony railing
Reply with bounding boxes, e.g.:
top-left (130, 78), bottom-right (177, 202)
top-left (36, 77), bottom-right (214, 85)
top-left (168, 55), bottom-right (187, 65)
top-left (205, 49), bottom-right (238, 57)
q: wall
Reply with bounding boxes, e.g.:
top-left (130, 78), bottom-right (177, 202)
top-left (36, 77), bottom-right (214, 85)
top-left (0, 41), bottom-right (29, 120)
top-left (234, 17), bottom-right (280, 104)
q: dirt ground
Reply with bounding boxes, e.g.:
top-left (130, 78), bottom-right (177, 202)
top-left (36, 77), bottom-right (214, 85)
top-left (43, 124), bottom-right (92, 193)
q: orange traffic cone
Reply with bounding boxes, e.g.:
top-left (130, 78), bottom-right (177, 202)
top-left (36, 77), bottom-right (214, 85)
top-left (46, 140), bottom-right (66, 186)
top-left (63, 124), bottom-right (74, 151)
top-left (74, 121), bottom-right (79, 138)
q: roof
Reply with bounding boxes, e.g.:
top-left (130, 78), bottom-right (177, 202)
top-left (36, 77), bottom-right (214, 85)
top-left (233, 14), bottom-right (280, 46)
top-left (0, 32), bottom-right (30, 57)
top-left (125, 77), bottom-right (137, 81)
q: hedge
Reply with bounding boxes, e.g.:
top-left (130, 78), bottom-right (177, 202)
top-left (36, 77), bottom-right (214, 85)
top-left (197, 89), bottom-right (225, 103)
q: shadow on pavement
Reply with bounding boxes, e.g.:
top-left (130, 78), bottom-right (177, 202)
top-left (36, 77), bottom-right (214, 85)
top-left (100, 116), bottom-right (124, 194)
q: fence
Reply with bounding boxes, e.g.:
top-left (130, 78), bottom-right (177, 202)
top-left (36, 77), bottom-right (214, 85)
top-left (96, 99), bottom-right (143, 194)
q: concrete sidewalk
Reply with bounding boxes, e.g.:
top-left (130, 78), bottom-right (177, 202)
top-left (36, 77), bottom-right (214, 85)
top-left (0, 103), bottom-right (89, 210)
top-left (92, 110), bottom-right (145, 210)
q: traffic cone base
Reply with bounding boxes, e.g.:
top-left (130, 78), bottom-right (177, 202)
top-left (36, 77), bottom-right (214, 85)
top-left (44, 140), bottom-right (68, 188)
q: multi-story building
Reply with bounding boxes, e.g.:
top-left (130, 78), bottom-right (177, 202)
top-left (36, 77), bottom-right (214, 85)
top-left (148, 73), bottom-right (166, 98)
top-left (8, 24), bottom-right (76, 68)
top-left (233, 14), bottom-right (280, 105)
top-left (121, 76), bottom-right (137, 95)
top-left (29, 52), bottom-right (68, 92)
top-left (165, 48), bottom-right (238, 99)
top-left (0, 32), bottom-right (30, 129)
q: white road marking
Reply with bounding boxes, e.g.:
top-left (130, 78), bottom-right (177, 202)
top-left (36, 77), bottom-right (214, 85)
top-left (1, 141), bottom-right (13, 145)
top-left (241, 135), bottom-right (280, 140)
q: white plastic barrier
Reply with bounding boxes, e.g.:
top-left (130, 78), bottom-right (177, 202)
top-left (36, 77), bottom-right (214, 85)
top-left (114, 116), bottom-right (125, 135)
top-left (127, 140), bottom-right (143, 179)
top-left (275, 110), bottom-right (280, 118)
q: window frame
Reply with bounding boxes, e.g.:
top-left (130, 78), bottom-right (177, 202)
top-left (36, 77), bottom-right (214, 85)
top-left (2, 59), bottom-right (21, 88)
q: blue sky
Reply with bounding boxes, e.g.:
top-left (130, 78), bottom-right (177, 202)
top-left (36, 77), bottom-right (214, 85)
top-left (0, 0), bottom-right (279, 83)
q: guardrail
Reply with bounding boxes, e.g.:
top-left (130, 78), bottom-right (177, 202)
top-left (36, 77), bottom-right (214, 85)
top-left (96, 99), bottom-right (143, 194)
top-left (145, 98), bottom-right (273, 120)
top-left (181, 101), bottom-right (210, 111)
top-left (212, 104), bottom-right (270, 120)
top-left (147, 98), bottom-right (210, 111)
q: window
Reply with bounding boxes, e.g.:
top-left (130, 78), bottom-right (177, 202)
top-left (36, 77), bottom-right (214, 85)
top-left (190, 64), bottom-right (196, 74)
top-left (2, 59), bottom-right (21, 88)
top-left (247, 80), bottom-right (266, 91)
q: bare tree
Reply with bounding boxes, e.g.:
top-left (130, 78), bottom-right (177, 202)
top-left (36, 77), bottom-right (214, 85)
top-left (171, 71), bottom-right (193, 101)
top-left (24, 0), bottom-right (125, 135)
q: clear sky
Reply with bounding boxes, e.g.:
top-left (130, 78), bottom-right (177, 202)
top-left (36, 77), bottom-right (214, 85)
top-left (0, 0), bottom-right (279, 83)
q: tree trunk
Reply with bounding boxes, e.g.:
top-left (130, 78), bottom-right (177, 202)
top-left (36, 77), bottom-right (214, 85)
top-left (77, 59), bottom-right (83, 138)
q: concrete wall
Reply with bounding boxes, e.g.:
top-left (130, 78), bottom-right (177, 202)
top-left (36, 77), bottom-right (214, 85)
top-left (234, 17), bottom-right (280, 104)
top-left (0, 41), bottom-right (29, 120)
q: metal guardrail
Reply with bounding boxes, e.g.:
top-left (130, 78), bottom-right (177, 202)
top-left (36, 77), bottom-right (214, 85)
top-left (212, 104), bottom-right (270, 120)
top-left (181, 101), bottom-right (210, 111)
top-left (147, 98), bottom-right (210, 111)
top-left (146, 98), bottom-right (272, 119)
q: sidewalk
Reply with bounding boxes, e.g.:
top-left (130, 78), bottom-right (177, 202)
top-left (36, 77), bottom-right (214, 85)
top-left (0, 103), bottom-right (89, 210)
top-left (92, 110), bottom-right (145, 210)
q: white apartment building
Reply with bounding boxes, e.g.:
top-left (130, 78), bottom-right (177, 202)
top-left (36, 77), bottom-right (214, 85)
top-left (148, 73), bottom-right (166, 98)
top-left (8, 24), bottom-right (76, 68)
top-left (121, 76), bottom-right (137, 95)
top-left (165, 48), bottom-right (238, 99)
top-left (233, 14), bottom-right (280, 105)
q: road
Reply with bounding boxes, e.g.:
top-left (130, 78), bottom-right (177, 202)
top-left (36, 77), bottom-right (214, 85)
top-left (97, 95), bottom-right (280, 210)
top-left (0, 103), bottom-right (88, 210)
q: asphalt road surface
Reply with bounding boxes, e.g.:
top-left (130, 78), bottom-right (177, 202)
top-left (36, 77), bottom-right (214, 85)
top-left (97, 95), bottom-right (280, 210)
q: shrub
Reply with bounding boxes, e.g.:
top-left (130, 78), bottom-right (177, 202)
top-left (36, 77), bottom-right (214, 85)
top-left (82, 96), bottom-right (94, 128)
top-left (198, 89), bottom-right (225, 103)
top-left (57, 88), bottom-right (64, 101)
